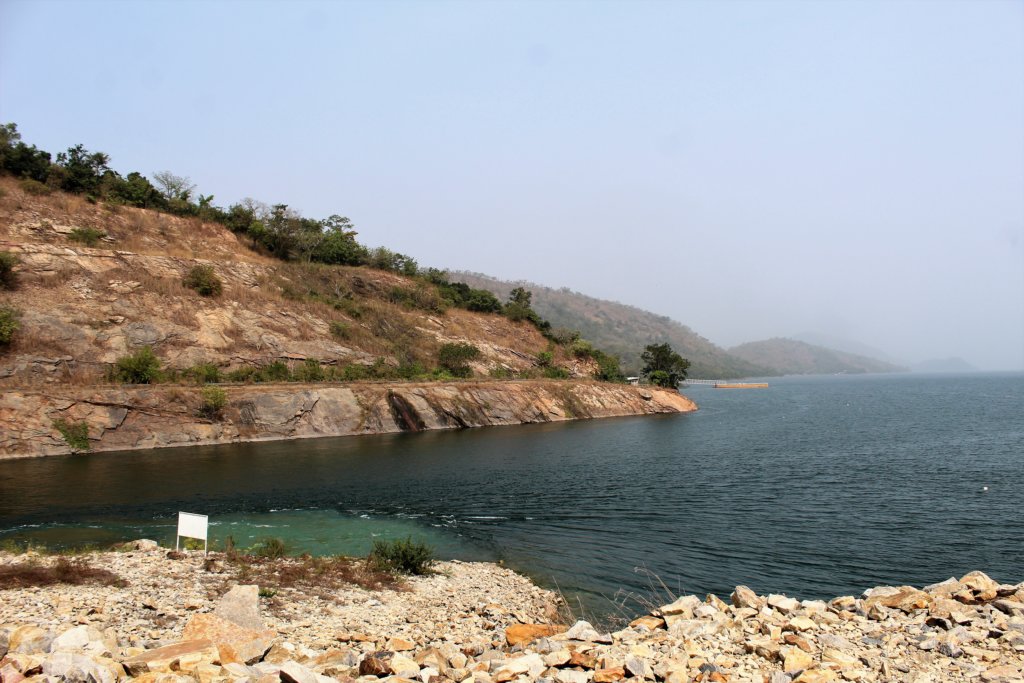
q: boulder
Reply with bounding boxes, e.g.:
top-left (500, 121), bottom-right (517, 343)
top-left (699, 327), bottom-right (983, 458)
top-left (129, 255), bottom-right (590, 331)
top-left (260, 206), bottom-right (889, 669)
top-left (386, 638), bottom-right (415, 652)
top-left (8, 626), bottom-right (50, 654)
top-left (864, 587), bottom-right (932, 612)
top-left (215, 585), bottom-right (264, 631)
top-left (359, 655), bottom-right (393, 677)
top-left (731, 586), bottom-right (762, 609)
top-left (49, 626), bottom-right (103, 653)
top-left (43, 651), bottom-right (115, 683)
top-left (492, 653), bottom-right (545, 682)
top-left (0, 664), bottom-right (24, 683)
top-left (122, 640), bottom-right (220, 676)
top-left (182, 613), bottom-right (275, 665)
top-left (782, 647), bottom-right (814, 674)
top-left (960, 571), bottom-right (1000, 596)
top-left (623, 656), bottom-right (653, 680)
top-left (554, 670), bottom-right (588, 683)
top-left (627, 616), bottom-right (665, 631)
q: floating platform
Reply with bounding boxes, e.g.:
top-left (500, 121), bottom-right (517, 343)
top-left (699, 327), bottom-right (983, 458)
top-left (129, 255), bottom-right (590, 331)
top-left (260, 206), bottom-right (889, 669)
top-left (714, 382), bottom-right (769, 389)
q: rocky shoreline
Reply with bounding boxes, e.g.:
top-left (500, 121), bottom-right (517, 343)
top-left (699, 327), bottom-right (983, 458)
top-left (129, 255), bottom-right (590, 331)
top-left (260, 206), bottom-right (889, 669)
top-left (1, 547), bottom-right (1022, 683)
top-left (0, 381), bottom-right (696, 459)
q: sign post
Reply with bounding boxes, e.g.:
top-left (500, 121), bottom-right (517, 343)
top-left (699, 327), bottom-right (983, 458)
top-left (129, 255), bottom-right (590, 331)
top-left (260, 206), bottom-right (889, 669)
top-left (176, 511), bottom-right (209, 553)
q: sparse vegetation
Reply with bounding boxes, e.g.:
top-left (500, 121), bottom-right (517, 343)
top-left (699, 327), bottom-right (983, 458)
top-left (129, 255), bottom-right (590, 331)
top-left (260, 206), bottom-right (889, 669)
top-left (198, 386), bottom-right (227, 419)
top-left (52, 418), bottom-right (90, 451)
top-left (0, 556), bottom-right (126, 589)
top-left (368, 537), bottom-right (435, 576)
top-left (183, 264), bottom-right (223, 297)
top-left (68, 226), bottom-right (106, 247)
top-left (18, 177), bottom-right (50, 195)
top-left (186, 363), bottom-right (221, 384)
top-left (437, 342), bottom-right (481, 378)
top-left (110, 346), bottom-right (162, 384)
top-left (250, 537), bottom-right (288, 559)
top-left (0, 306), bottom-right (19, 346)
top-left (0, 251), bottom-right (18, 289)
top-left (329, 320), bottom-right (349, 340)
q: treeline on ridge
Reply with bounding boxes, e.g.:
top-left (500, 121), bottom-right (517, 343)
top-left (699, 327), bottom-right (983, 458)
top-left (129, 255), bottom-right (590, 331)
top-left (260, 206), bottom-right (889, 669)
top-left (0, 122), bottom-right (634, 383)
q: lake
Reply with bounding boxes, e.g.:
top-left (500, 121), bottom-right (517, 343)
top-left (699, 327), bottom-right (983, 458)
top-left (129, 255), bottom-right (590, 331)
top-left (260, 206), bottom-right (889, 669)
top-left (2, 372), bottom-right (1021, 618)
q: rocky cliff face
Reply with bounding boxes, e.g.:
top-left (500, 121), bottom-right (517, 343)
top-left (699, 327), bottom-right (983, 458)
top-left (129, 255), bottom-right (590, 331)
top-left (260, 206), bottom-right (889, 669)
top-left (0, 380), bottom-right (696, 458)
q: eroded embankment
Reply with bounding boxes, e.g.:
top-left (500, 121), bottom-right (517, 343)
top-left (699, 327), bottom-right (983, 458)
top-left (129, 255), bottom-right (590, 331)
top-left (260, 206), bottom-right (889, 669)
top-left (0, 380), bottom-right (696, 458)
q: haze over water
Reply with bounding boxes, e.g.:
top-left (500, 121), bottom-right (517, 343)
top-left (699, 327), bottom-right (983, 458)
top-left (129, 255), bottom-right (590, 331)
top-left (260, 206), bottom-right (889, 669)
top-left (2, 373), bottom-right (1021, 617)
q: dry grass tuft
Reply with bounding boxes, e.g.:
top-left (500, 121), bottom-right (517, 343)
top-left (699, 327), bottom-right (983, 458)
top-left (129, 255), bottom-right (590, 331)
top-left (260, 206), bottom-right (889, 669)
top-left (211, 551), bottom-right (402, 597)
top-left (0, 556), bottom-right (127, 589)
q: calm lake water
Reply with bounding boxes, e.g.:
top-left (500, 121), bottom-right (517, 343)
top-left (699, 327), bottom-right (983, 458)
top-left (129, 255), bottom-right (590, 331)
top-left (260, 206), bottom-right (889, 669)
top-left (2, 373), bottom-right (1022, 617)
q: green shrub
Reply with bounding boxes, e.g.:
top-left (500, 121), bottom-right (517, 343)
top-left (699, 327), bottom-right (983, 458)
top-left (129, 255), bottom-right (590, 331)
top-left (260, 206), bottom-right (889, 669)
top-left (437, 342), bottom-right (481, 378)
top-left (110, 346), bottom-right (161, 384)
top-left (186, 363), bottom-right (221, 384)
top-left (261, 360), bottom-right (291, 382)
top-left (18, 178), bottom-right (51, 195)
top-left (340, 364), bottom-right (369, 381)
top-left (329, 321), bottom-right (349, 340)
top-left (53, 418), bottom-right (90, 451)
top-left (543, 366), bottom-right (570, 379)
top-left (183, 264), bottom-right (223, 297)
top-left (294, 358), bottom-right (325, 382)
top-left (571, 340), bottom-right (595, 358)
top-left (68, 227), bottom-right (105, 247)
top-left (0, 306), bottom-right (19, 346)
top-left (251, 537), bottom-right (287, 559)
top-left (198, 386), bottom-right (227, 419)
top-left (225, 366), bottom-right (257, 383)
top-left (536, 351), bottom-right (553, 367)
top-left (0, 251), bottom-right (18, 290)
top-left (368, 537), bottom-right (435, 575)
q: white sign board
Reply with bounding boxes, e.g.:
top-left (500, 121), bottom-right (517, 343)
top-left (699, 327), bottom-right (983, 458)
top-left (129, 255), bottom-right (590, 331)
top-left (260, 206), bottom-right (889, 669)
top-left (176, 511), bottom-right (208, 552)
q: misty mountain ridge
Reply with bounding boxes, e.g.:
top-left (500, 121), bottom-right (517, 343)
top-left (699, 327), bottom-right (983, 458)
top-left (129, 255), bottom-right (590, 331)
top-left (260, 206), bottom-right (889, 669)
top-left (729, 338), bottom-right (909, 376)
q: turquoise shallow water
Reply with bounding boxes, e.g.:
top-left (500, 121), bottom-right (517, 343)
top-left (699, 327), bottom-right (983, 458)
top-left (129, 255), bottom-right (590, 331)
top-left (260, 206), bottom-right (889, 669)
top-left (1, 372), bottom-right (1021, 616)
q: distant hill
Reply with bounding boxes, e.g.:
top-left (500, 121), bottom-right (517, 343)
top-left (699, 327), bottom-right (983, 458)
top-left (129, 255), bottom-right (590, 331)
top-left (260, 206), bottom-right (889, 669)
top-left (453, 272), bottom-right (770, 379)
top-left (793, 332), bottom-right (901, 364)
top-left (910, 357), bottom-right (978, 373)
top-left (728, 338), bottom-right (907, 376)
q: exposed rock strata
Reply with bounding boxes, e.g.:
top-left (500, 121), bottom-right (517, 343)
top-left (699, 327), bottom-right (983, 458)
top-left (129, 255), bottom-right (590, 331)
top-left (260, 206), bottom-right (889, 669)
top-left (1, 549), bottom-right (1021, 683)
top-left (0, 381), bottom-right (696, 459)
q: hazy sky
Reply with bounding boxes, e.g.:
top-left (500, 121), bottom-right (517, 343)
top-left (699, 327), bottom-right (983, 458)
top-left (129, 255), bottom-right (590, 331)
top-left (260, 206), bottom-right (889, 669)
top-left (2, 0), bottom-right (1022, 369)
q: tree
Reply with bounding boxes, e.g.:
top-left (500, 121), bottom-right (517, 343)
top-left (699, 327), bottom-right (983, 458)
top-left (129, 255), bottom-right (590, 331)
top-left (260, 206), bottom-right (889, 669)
top-left (56, 144), bottom-right (110, 194)
top-left (641, 342), bottom-right (690, 387)
top-left (152, 171), bottom-right (196, 202)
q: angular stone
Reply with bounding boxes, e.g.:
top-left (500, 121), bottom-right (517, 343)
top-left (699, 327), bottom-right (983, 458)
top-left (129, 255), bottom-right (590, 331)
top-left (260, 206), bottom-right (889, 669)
top-left (864, 587), bottom-right (932, 612)
top-left (554, 670), bottom-right (588, 683)
top-left (786, 616), bottom-right (817, 632)
top-left (659, 595), bottom-right (701, 618)
top-left (628, 616), bottom-right (665, 631)
top-left (783, 648), bottom-right (814, 674)
top-left (960, 571), bottom-right (999, 595)
top-left (980, 665), bottom-right (1022, 682)
top-left (993, 600), bottom-right (1024, 616)
top-left (123, 640), bottom-right (220, 676)
top-left (731, 586), bottom-right (762, 609)
top-left (542, 651), bottom-right (571, 668)
top-left (592, 667), bottom-right (625, 683)
top-left (768, 594), bottom-right (800, 614)
top-left (182, 613), bottom-right (275, 665)
top-left (389, 655), bottom-right (419, 679)
top-left (386, 638), bottom-right (415, 652)
top-left (623, 655), bottom-right (653, 680)
top-left (821, 649), bottom-right (859, 670)
top-left (492, 653), bottom-right (544, 682)
top-left (504, 624), bottom-right (565, 647)
top-left (0, 664), bottom-right (24, 683)
top-left (565, 621), bottom-right (602, 642)
top-left (279, 660), bottom-right (319, 683)
top-left (568, 651), bottom-right (597, 669)
top-left (43, 651), bottom-right (115, 683)
top-left (793, 670), bottom-right (837, 683)
top-left (9, 626), bottom-right (50, 655)
top-left (215, 585), bottom-right (264, 631)
top-left (359, 656), bottom-right (393, 677)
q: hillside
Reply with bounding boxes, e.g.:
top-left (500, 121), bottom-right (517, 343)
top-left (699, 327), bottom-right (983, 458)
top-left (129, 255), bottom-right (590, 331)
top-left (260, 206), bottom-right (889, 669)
top-left (0, 177), bottom-right (597, 387)
top-left (728, 337), bottom-right (908, 376)
top-left (453, 272), bottom-right (769, 379)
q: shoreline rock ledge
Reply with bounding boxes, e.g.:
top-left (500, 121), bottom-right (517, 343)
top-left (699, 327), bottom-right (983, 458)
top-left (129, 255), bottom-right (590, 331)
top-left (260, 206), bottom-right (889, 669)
top-left (1, 548), bottom-right (1022, 683)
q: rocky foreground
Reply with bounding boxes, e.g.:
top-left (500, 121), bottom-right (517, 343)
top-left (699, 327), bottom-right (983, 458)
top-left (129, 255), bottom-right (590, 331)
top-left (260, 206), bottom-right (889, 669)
top-left (1, 546), bottom-right (1022, 683)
